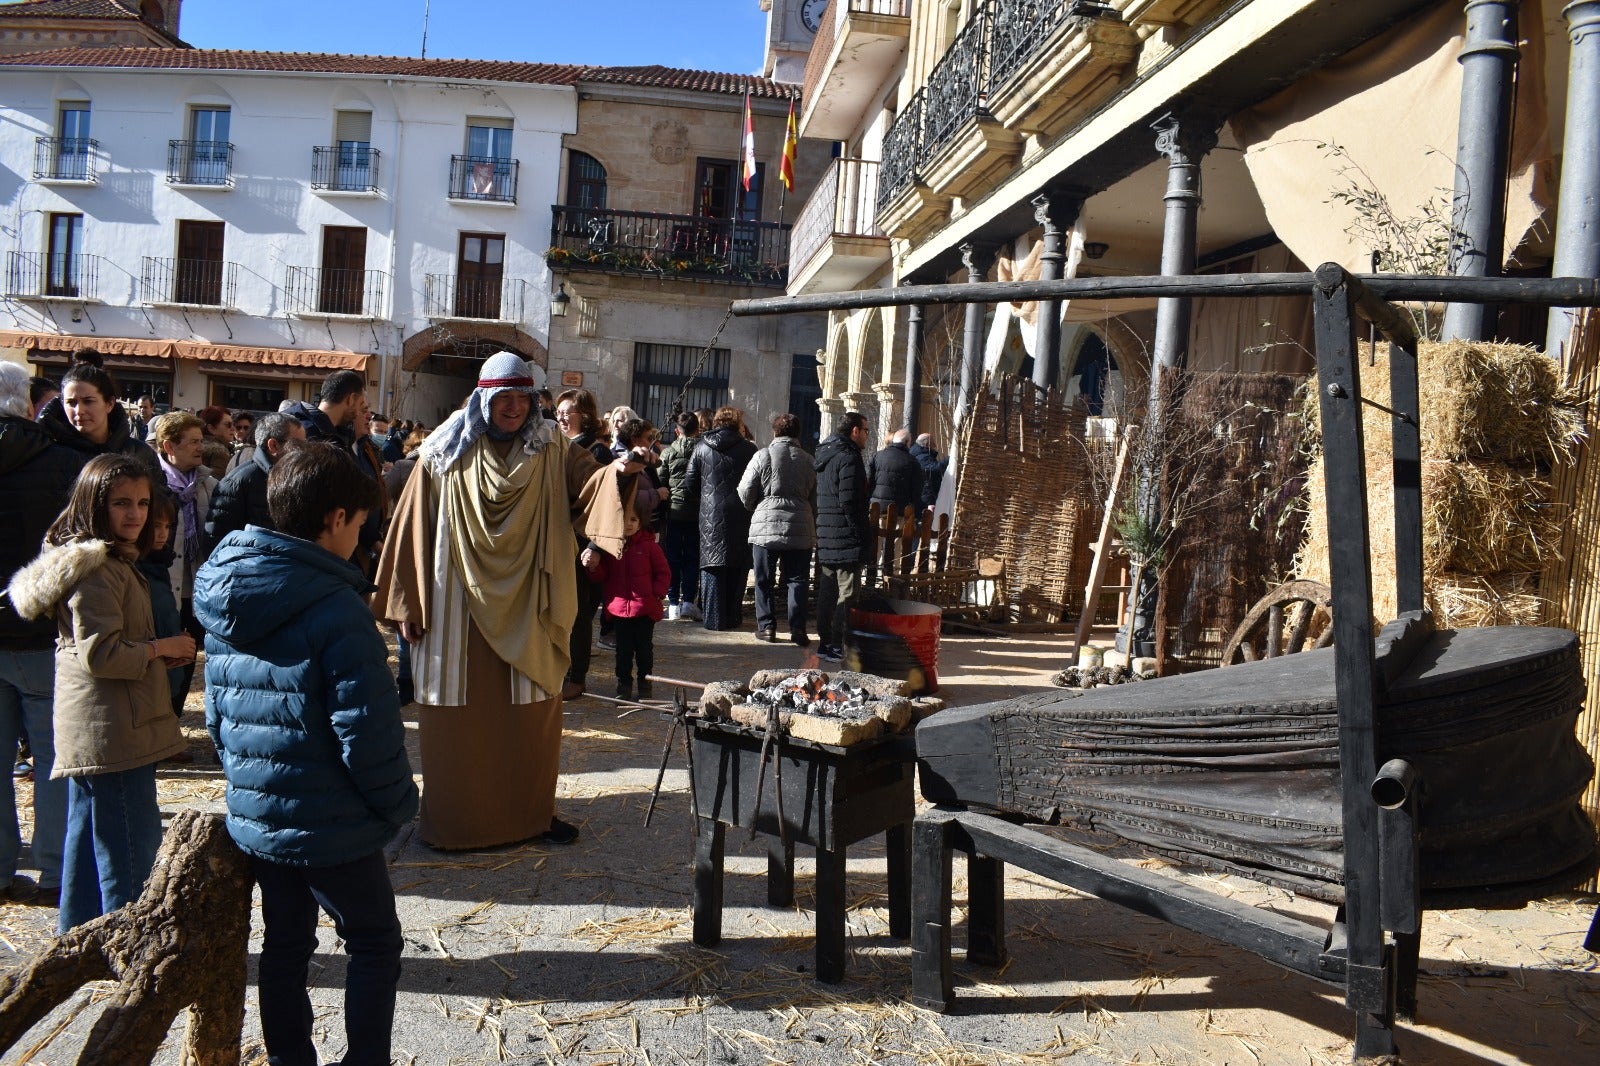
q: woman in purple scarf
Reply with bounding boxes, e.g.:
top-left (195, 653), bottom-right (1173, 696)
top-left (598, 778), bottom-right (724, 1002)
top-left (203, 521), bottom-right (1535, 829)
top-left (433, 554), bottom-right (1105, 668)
top-left (151, 413), bottom-right (218, 720)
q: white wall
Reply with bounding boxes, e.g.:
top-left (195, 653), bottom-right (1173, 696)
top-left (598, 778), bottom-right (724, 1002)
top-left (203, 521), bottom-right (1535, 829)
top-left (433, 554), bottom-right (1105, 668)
top-left (0, 64), bottom-right (576, 416)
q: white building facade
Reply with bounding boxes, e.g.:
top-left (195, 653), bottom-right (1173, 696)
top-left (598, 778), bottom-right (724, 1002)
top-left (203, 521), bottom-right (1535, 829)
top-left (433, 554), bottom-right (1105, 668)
top-left (0, 48), bottom-right (578, 423)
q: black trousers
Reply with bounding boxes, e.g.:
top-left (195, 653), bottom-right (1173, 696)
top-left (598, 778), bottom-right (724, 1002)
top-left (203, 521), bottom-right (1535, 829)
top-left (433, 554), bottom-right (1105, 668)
top-left (752, 545), bottom-right (810, 638)
top-left (566, 559), bottom-right (601, 685)
top-left (613, 617), bottom-right (655, 687)
top-left (172, 600), bottom-right (204, 716)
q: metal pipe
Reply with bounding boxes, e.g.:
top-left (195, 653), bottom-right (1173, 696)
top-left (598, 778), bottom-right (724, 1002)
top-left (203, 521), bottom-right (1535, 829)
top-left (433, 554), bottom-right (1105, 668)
top-left (730, 273), bottom-right (1600, 317)
top-left (1440, 0), bottom-right (1522, 342)
top-left (1371, 759), bottom-right (1418, 810)
top-left (1150, 114), bottom-right (1216, 373)
top-left (1546, 1), bottom-right (1600, 355)
top-left (1030, 192), bottom-right (1080, 389)
top-left (958, 241), bottom-right (995, 407)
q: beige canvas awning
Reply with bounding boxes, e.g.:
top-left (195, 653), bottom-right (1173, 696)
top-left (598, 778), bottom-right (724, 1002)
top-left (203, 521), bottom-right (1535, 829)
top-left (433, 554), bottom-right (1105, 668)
top-left (0, 331), bottom-right (369, 373)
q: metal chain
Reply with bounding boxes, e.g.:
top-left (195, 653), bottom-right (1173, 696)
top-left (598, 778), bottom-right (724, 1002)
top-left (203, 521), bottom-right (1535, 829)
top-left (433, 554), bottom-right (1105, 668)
top-left (669, 305), bottom-right (736, 420)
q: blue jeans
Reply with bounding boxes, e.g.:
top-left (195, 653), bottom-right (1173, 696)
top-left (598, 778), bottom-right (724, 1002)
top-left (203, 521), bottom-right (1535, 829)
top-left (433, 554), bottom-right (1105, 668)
top-left (662, 518), bottom-right (700, 606)
top-left (0, 647), bottom-right (65, 892)
top-left (58, 763), bottom-right (163, 933)
top-left (253, 851), bottom-right (403, 1066)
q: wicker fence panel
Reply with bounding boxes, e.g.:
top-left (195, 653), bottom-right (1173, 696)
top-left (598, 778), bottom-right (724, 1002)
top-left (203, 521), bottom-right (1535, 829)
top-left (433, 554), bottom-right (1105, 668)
top-left (950, 375), bottom-right (1099, 622)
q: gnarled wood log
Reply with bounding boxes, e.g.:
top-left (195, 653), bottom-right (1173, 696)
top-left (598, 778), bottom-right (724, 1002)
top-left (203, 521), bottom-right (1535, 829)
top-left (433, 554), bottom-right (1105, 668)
top-left (0, 809), bottom-right (254, 1065)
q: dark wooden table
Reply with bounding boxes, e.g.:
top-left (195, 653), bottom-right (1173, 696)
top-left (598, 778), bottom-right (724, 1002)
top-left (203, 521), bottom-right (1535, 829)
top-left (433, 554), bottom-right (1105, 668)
top-left (688, 717), bottom-right (916, 983)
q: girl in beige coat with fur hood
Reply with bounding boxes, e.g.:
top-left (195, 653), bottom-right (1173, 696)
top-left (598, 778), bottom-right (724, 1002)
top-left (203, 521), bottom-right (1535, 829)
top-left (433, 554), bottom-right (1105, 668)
top-left (6, 455), bottom-right (194, 931)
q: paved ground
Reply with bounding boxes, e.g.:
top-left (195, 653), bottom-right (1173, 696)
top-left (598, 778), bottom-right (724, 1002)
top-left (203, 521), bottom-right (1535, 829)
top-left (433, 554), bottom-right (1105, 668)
top-left (1, 617), bottom-right (1597, 1065)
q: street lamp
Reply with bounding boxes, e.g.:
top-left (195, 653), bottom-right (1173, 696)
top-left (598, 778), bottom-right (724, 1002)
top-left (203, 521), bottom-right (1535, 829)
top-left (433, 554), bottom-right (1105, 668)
top-left (550, 282), bottom-right (571, 318)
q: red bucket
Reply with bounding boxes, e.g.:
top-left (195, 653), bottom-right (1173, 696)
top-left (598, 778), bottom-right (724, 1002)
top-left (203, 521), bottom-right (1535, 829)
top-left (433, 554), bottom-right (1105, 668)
top-left (847, 598), bottom-right (941, 694)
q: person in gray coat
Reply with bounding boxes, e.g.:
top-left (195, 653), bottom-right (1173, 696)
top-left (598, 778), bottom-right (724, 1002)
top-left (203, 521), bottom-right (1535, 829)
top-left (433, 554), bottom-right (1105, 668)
top-left (738, 413), bottom-right (817, 646)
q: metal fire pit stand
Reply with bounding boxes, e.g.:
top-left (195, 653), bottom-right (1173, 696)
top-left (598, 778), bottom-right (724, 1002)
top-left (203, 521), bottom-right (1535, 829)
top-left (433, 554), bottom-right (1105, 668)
top-left (731, 266), bottom-right (1600, 1060)
top-left (688, 717), bottom-right (916, 983)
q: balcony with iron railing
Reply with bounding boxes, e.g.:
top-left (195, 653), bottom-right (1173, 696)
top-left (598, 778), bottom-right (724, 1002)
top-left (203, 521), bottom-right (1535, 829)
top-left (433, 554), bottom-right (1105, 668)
top-left (284, 267), bottom-right (388, 317)
top-left (799, 0), bottom-right (911, 142)
top-left (167, 140), bottom-right (235, 187)
top-left (423, 274), bottom-right (528, 321)
top-left (985, 0), bottom-right (1139, 138)
top-left (547, 205), bottom-right (790, 287)
top-left (788, 159), bottom-right (888, 296)
top-left (4, 251), bottom-right (105, 300)
top-left (141, 257), bottom-right (238, 308)
top-left (311, 146), bottom-right (382, 193)
top-left (33, 137), bottom-right (99, 183)
top-left (448, 155), bottom-right (519, 204)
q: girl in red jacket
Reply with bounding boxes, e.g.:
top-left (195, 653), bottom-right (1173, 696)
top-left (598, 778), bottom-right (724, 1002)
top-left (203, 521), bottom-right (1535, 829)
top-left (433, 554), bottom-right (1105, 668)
top-left (582, 506), bottom-right (669, 700)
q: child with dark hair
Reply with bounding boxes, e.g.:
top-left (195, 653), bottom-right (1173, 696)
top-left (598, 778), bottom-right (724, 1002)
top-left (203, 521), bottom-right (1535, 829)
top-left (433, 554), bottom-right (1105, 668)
top-left (5, 454), bottom-right (194, 931)
top-left (134, 490), bottom-right (187, 716)
top-left (194, 442), bottom-right (415, 1066)
top-left (583, 502), bottom-right (670, 700)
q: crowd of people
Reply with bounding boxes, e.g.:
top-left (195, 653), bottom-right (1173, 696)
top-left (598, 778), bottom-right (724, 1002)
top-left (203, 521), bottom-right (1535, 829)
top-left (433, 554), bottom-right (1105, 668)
top-left (0, 345), bottom-right (953, 1064)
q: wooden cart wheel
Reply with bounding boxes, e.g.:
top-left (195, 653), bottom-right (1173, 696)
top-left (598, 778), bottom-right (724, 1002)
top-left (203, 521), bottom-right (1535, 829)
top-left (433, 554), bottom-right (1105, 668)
top-left (1220, 580), bottom-right (1334, 666)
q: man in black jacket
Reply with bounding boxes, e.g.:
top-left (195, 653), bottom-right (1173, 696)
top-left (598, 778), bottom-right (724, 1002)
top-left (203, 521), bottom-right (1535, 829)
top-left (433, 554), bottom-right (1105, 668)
top-left (205, 413), bottom-right (306, 547)
top-left (0, 362), bottom-right (85, 903)
top-left (813, 411), bottom-right (872, 662)
top-left (867, 428), bottom-right (925, 517)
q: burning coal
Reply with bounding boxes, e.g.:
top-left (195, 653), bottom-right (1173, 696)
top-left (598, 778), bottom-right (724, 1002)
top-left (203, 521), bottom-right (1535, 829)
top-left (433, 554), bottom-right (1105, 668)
top-left (746, 670), bottom-right (876, 721)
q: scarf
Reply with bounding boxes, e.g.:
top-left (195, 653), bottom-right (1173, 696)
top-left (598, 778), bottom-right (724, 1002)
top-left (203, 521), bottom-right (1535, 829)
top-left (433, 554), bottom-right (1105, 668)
top-left (162, 459), bottom-right (201, 565)
top-left (422, 385), bottom-right (555, 478)
top-left (439, 435), bottom-right (578, 696)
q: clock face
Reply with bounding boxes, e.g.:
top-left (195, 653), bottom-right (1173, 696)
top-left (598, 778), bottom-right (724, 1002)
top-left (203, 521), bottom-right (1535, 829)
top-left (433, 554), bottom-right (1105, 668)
top-left (800, 0), bottom-right (828, 34)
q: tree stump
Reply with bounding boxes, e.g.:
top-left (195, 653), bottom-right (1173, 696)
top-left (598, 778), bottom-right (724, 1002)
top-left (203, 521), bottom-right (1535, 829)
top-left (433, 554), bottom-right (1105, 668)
top-left (0, 809), bottom-right (254, 1065)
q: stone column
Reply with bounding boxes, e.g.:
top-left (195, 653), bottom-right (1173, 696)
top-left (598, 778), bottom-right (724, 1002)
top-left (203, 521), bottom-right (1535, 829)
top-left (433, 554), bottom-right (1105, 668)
top-left (1030, 191), bottom-right (1083, 391)
top-left (1547, 2), bottom-right (1600, 355)
top-left (1441, 0), bottom-right (1521, 342)
top-left (1148, 113), bottom-right (1217, 377)
top-left (959, 241), bottom-right (997, 408)
top-left (903, 298), bottom-right (925, 435)
top-left (816, 395), bottom-right (847, 440)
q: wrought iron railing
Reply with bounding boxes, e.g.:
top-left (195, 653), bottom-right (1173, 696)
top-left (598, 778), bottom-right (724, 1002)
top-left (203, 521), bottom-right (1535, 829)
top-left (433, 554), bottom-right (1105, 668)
top-left (547, 205), bottom-right (790, 287)
top-left (989, 0), bottom-right (1118, 88)
top-left (167, 140), bottom-right (235, 186)
top-left (423, 274), bottom-right (527, 321)
top-left (284, 267), bottom-right (388, 316)
top-left (311, 146), bottom-right (381, 192)
top-left (33, 137), bottom-right (98, 182)
top-left (141, 256), bottom-right (238, 307)
top-left (791, 159), bottom-right (884, 279)
top-left (448, 154), bottom-right (519, 203)
top-left (923, 1), bottom-right (993, 152)
top-left (878, 87), bottom-right (925, 210)
top-left (4, 251), bottom-right (104, 299)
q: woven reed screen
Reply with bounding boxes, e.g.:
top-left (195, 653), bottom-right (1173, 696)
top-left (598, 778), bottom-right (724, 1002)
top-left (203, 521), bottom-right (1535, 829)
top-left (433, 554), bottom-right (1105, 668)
top-left (949, 375), bottom-right (1100, 622)
top-left (1541, 309), bottom-right (1600, 886)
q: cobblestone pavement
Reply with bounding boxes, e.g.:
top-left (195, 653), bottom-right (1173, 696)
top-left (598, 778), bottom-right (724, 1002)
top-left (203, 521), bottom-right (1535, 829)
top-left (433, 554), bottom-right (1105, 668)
top-left (1, 617), bottom-right (1596, 1064)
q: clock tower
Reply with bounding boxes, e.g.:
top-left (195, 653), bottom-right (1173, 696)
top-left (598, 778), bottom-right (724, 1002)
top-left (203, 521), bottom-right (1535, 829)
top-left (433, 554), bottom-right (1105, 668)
top-left (759, 0), bottom-right (822, 85)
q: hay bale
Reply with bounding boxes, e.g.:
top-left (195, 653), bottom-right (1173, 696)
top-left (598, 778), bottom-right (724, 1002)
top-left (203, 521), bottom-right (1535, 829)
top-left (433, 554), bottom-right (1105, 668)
top-left (1430, 571), bottom-right (1548, 628)
top-left (1424, 461), bottom-right (1559, 573)
top-left (1305, 340), bottom-right (1580, 462)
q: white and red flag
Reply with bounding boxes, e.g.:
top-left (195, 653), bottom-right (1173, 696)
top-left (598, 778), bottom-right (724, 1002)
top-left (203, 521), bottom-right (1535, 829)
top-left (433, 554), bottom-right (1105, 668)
top-left (741, 91), bottom-right (757, 192)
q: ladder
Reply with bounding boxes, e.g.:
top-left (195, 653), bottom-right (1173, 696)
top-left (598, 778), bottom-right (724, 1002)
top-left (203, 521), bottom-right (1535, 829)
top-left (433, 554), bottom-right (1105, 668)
top-left (1070, 428), bottom-right (1135, 658)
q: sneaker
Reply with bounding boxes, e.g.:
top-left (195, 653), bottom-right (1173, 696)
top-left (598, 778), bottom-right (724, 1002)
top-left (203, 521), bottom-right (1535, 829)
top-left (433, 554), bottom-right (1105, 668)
top-left (817, 644), bottom-right (842, 664)
top-left (596, 634), bottom-right (616, 651)
top-left (664, 604), bottom-right (680, 621)
top-left (12, 760), bottom-right (31, 781)
top-left (541, 817), bottom-right (580, 846)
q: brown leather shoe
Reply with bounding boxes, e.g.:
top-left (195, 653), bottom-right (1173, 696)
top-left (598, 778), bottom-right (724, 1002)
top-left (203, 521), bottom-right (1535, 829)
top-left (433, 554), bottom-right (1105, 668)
top-left (560, 680), bottom-right (586, 701)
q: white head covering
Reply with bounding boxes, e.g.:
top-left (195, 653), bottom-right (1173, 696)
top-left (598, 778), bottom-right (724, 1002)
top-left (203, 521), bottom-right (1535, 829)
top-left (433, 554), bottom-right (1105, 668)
top-left (421, 351), bottom-right (556, 476)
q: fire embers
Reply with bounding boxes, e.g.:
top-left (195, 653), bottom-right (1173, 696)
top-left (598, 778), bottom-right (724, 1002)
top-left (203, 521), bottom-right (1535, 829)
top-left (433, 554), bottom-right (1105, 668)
top-left (698, 668), bottom-right (945, 747)
top-left (747, 670), bottom-right (874, 721)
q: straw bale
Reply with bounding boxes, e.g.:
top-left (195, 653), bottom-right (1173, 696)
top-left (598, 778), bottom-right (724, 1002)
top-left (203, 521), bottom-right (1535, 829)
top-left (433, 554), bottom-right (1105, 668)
top-left (1428, 571), bottom-right (1547, 628)
top-left (1305, 339), bottom-right (1580, 462)
top-left (1422, 460), bottom-right (1559, 573)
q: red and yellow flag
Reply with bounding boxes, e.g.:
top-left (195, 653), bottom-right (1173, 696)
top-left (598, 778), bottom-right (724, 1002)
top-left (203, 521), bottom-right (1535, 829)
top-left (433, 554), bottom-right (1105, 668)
top-left (780, 98), bottom-right (798, 192)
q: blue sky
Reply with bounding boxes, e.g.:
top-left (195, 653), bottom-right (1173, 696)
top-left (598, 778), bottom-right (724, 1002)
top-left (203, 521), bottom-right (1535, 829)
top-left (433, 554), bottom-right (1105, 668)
top-left (180, 0), bottom-right (771, 73)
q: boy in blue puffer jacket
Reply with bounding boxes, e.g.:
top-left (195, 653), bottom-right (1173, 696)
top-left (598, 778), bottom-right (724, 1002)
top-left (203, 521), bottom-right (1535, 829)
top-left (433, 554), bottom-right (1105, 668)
top-left (193, 442), bottom-right (418, 1066)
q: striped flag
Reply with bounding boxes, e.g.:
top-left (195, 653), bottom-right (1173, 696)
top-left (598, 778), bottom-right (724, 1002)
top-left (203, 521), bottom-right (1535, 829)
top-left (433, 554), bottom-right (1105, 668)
top-left (779, 98), bottom-right (798, 192)
top-left (741, 91), bottom-right (757, 192)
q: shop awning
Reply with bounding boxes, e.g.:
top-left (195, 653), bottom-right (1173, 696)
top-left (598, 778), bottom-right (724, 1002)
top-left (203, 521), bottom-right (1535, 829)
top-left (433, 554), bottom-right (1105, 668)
top-left (0, 331), bottom-right (370, 373)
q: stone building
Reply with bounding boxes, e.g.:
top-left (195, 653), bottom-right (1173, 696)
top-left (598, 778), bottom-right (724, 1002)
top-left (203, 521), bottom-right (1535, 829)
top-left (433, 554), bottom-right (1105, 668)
top-left (0, 0), bottom-right (186, 56)
top-left (546, 66), bottom-right (830, 444)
